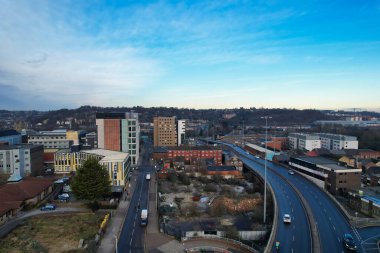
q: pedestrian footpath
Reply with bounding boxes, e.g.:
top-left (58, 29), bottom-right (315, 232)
top-left (97, 170), bottom-right (138, 253)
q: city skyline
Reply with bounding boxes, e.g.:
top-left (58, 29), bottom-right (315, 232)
top-left (1, 0), bottom-right (380, 111)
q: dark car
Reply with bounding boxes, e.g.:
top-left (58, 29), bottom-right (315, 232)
top-left (40, 204), bottom-right (56, 211)
top-left (343, 233), bottom-right (357, 251)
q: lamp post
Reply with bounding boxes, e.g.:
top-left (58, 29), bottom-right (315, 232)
top-left (114, 234), bottom-right (118, 253)
top-left (261, 116), bottom-right (272, 224)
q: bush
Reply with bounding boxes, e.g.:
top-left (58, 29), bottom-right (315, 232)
top-left (168, 171), bottom-right (178, 183)
top-left (87, 201), bottom-right (100, 211)
top-left (198, 177), bottom-right (210, 184)
top-left (204, 183), bottom-right (217, 192)
top-left (178, 173), bottom-right (191, 185)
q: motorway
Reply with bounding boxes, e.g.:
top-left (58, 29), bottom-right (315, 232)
top-left (234, 148), bottom-right (312, 253)
top-left (229, 143), bottom-right (380, 253)
top-left (117, 143), bottom-right (154, 253)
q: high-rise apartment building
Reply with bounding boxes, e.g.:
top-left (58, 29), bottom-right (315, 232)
top-left (153, 117), bottom-right (177, 147)
top-left (177, 120), bottom-right (186, 146)
top-left (96, 112), bottom-right (140, 166)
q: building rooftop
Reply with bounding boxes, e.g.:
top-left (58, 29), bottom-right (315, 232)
top-left (29, 129), bottom-right (67, 136)
top-left (0, 130), bottom-right (20, 137)
top-left (167, 146), bottom-right (222, 151)
top-left (293, 156), bottom-right (360, 171)
top-left (81, 149), bottom-right (129, 162)
top-left (0, 144), bottom-right (43, 151)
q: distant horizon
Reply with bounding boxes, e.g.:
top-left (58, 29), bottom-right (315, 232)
top-left (1, 1), bottom-right (380, 110)
top-left (1, 105), bottom-right (380, 114)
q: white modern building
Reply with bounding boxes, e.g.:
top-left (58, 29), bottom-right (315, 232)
top-left (177, 120), bottom-right (186, 146)
top-left (288, 133), bottom-right (321, 151)
top-left (318, 133), bottom-right (358, 150)
top-left (289, 133), bottom-right (358, 151)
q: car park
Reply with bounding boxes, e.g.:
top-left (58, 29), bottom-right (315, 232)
top-left (40, 203), bottom-right (56, 211)
top-left (343, 233), bottom-right (357, 251)
top-left (283, 214), bottom-right (291, 223)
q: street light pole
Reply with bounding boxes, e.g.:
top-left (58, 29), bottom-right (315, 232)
top-left (114, 234), bottom-right (118, 253)
top-left (261, 116), bottom-right (271, 224)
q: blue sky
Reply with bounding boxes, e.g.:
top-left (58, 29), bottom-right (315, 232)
top-left (0, 0), bottom-right (380, 111)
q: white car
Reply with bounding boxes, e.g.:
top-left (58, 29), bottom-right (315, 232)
top-left (288, 170), bottom-right (295, 175)
top-left (283, 214), bottom-right (291, 223)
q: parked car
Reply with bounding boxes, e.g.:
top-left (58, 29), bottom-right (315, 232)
top-left (343, 233), bottom-right (357, 251)
top-left (58, 193), bottom-right (70, 201)
top-left (283, 214), bottom-right (291, 223)
top-left (40, 203), bottom-right (56, 211)
top-left (288, 170), bottom-right (295, 175)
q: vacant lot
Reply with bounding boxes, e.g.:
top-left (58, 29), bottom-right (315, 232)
top-left (0, 213), bottom-right (102, 253)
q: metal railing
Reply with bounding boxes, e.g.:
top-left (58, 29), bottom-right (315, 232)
top-left (182, 235), bottom-right (259, 253)
top-left (185, 246), bottom-right (233, 253)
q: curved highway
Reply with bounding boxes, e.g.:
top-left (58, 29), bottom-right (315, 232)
top-left (235, 147), bottom-right (312, 253)
top-left (227, 142), bottom-right (380, 253)
top-left (270, 161), bottom-right (365, 253)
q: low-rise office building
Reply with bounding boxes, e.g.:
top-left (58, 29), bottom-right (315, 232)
top-left (28, 129), bottom-right (74, 149)
top-left (0, 144), bottom-right (44, 181)
top-left (167, 146), bottom-right (222, 165)
top-left (289, 132), bottom-right (358, 151)
top-left (289, 156), bottom-right (361, 194)
top-left (288, 133), bottom-right (321, 151)
top-left (55, 149), bottom-right (131, 192)
top-left (80, 149), bottom-right (131, 192)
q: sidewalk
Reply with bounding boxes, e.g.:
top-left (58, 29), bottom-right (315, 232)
top-left (97, 170), bottom-right (138, 253)
top-left (145, 172), bottom-right (173, 252)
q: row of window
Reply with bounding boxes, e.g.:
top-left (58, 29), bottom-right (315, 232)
top-left (30, 136), bottom-right (65, 139)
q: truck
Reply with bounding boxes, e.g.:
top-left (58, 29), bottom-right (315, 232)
top-left (140, 209), bottom-right (148, 226)
top-left (146, 173), bottom-right (151, 180)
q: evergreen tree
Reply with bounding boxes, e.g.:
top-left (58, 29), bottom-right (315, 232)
top-left (72, 157), bottom-right (111, 201)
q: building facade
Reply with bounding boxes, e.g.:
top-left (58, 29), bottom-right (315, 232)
top-left (318, 133), bottom-right (358, 150)
top-left (80, 149), bottom-right (131, 192)
top-left (0, 144), bottom-right (44, 181)
top-left (177, 120), bottom-right (186, 146)
top-left (289, 156), bottom-right (361, 194)
top-left (54, 149), bottom-right (131, 192)
top-left (28, 129), bottom-right (74, 149)
top-left (96, 112), bottom-right (140, 165)
top-left (289, 132), bottom-right (358, 151)
top-left (288, 133), bottom-right (321, 151)
top-left (153, 117), bottom-right (177, 147)
top-left (167, 146), bottom-right (222, 165)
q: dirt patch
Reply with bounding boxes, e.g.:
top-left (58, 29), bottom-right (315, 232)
top-left (0, 212), bottom-right (102, 253)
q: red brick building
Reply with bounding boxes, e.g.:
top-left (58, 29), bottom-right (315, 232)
top-left (167, 146), bottom-right (222, 165)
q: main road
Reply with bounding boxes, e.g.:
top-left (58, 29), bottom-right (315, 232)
top-left (117, 142), bottom-right (154, 253)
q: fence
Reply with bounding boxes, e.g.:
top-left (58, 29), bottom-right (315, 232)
top-left (182, 235), bottom-right (259, 253)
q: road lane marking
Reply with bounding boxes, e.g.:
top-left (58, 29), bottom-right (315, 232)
top-left (293, 235), bottom-right (295, 241)
top-left (130, 237), bottom-right (133, 245)
top-left (333, 225), bottom-right (335, 231)
top-left (337, 237), bottom-right (340, 243)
